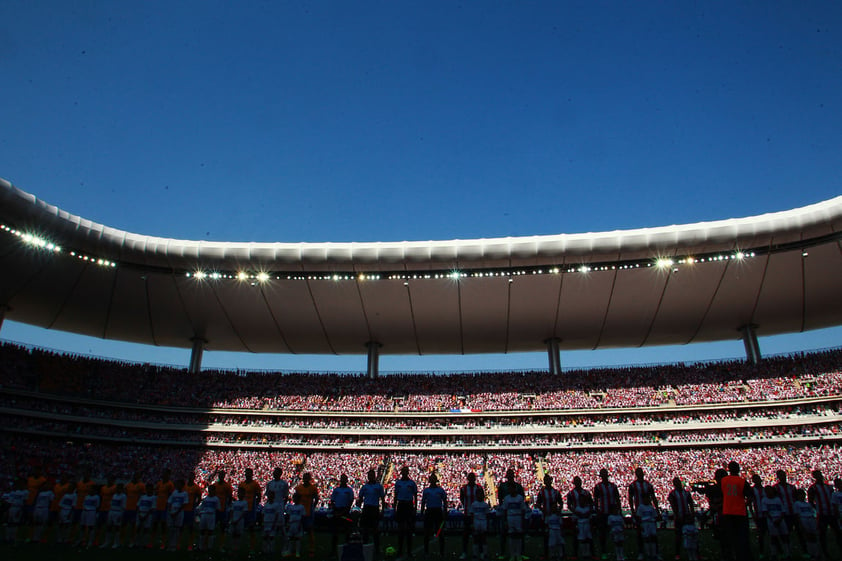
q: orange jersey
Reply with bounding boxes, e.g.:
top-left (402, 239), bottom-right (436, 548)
top-left (100, 484), bottom-right (117, 512)
top-left (721, 475), bottom-right (748, 516)
top-left (294, 483), bottom-right (319, 516)
top-left (27, 475), bottom-right (47, 505)
top-left (125, 482), bottom-right (145, 511)
top-left (51, 482), bottom-right (72, 512)
top-left (215, 481), bottom-right (234, 510)
top-left (239, 480), bottom-right (262, 510)
top-left (184, 483), bottom-right (202, 512)
top-left (76, 480), bottom-right (94, 509)
top-left (155, 480), bottom-right (175, 511)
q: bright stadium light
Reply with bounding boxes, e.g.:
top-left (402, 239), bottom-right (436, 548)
top-left (256, 271), bottom-right (270, 283)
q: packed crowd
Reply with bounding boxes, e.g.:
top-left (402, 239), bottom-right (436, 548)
top-left (2, 343), bottom-right (841, 412)
top-left (3, 434), bottom-right (842, 512)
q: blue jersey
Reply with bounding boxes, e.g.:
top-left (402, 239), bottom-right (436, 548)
top-left (422, 486), bottom-right (448, 510)
top-left (394, 479), bottom-right (418, 503)
top-left (331, 486), bottom-right (355, 509)
top-left (358, 483), bottom-right (385, 507)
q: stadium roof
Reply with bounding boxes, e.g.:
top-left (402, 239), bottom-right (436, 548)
top-left (2, 177), bottom-right (842, 357)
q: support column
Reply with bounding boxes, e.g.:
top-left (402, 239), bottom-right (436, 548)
top-left (739, 324), bottom-right (761, 365)
top-left (366, 341), bottom-right (382, 380)
top-left (544, 337), bottom-right (561, 375)
top-left (189, 337), bottom-right (206, 374)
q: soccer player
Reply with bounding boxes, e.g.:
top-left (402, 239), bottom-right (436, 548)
top-left (496, 468), bottom-right (525, 559)
top-left (210, 470), bottom-right (233, 549)
top-left (748, 474), bottom-right (767, 559)
top-left (31, 481), bottom-right (54, 543)
top-left (50, 474), bottom-right (72, 538)
top-left (774, 469), bottom-right (804, 553)
top-left (794, 488), bottom-right (820, 560)
top-left (229, 486), bottom-right (249, 553)
top-left (182, 474), bottom-right (202, 551)
top-left (97, 476), bottom-right (117, 546)
top-left (80, 484), bottom-right (101, 548)
top-left (238, 467), bottom-right (261, 547)
top-left (667, 477), bottom-right (695, 560)
top-left (567, 475), bottom-right (593, 559)
top-left (536, 474), bottom-right (563, 561)
top-left (593, 468), bottom-right (622, 558)
top-left (357, 468), bottom-right (386, 553)
top-left (720, 461), bottom-right (753, 561)
top-left (470, 493), bottom-right (491, 560)
top-left (25, 468), bottom-right (47, 526)
top-left (293, 471), bottom-right (319, 557)
top-left (459, 471), bottom-right (484, 560)
top-left (262, 490), bottom-right (283, 553)
top-left (286, 493), bottom-right (307, 558)
top-left (330, 473), bottom-right (356, 551)
top-left (762, 485), bottom-right (790, 561)
top-left (101, 482), bottom-right (126, 549)
top-left (807, 469), bottom-right (836, 558)
top-left (198, 484), bottom-right (220, 552)
top-left (166, 479), bottom-right (189, 551)
top-left (4, 478), bottom-right (27, 545)
top-left (124, 471), bottom-right (145, 544)
top-left (56, 481), bottom-right (77, 544)
top-left (574, 492), bottom-right (594, 560)
top-left (636, 495), bottom-right (659, 561)
top-left (266, 467), bottom-right (291, 555)
top-left (421, 473), bottom-right (448, 557)
top-left (832, 478), bottom-right (842, 552)
top-left (393, 466), bottom-right (418, 558)
top-left (628, 467), bottom-right (659, 561)
top-left (547, 505), bottom-right (566, 561)
top-left (607, 505), bottom-right (626, 561)
top-left (152, 468), bottom-right (174, 549)
top-left (501, 480), bottom-right (527, 561)
top-left (132, 482), bottom-right (156, 549)
top-left (681, 521), bottom-right (700, 561)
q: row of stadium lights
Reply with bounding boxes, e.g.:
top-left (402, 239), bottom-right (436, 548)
top-left (1, 224), bottom-right (115, 267)
top-left (3, 223), bottom-right (758, 282)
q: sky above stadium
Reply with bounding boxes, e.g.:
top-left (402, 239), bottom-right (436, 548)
top-left (1, 1), bottom-right (841, 372)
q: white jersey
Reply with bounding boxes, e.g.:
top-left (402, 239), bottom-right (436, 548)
top-left (761, 496), bottom-right (787, 536)
top-left (546, 513), bottom-right (564, 547)
top-left (682, 524), bottom-right (699, 551)
top-left (34, 490), bottom-right (55, 513)
top-left (59, 492), bottom-right (77, 524)
top-left (108, 493), bottom-right (127, 526)
top-left (794, 501), bottom-right (817, 535)
top-left (574, 506), bottom-right (592, 541)
top-left (471, 500), bottom-right (490, 533)
top-left (607, 513), bottom-right (625, 543)
top-left (262, 501), bottom-right (283, 533)
top-left (266, 479), bottom-right (290, 505)
top-left (168, 490), bottom-right (189, 526)
top-left (637, 504), bottom-right (658, 538)
top-left (287, 503), bottom-right (306, 538)
top-left (199, 495), bottom-right (220, 531)
top-left (502, 494), bottom-right (526, 534)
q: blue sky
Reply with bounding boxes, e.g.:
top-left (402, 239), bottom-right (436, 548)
top-left (1, 1), bottom-right (840, 372)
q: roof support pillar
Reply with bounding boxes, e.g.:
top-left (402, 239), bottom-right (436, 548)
top-left (189, 337), bottom-right (206, 374)
top-left (366, 341), bottom-right (382, 379)
top-left (739, 324), bottom-right (761, 365)
top-left (545, 337), bottom-right (561, 375)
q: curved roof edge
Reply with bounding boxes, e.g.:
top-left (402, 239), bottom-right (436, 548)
top-left (2, 177), bottom-right (842, 268)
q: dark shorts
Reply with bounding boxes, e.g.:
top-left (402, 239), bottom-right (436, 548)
top-left (424, 508), bottom-right (444, 531)
top-left (396, 502), bottom-right (416, 526)
top-left (360, 506), bottom-right (380, 531)
top-left (302, 513), bottom-right (315, 531)
top-left (124, 510), bottom-right (137, 525)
